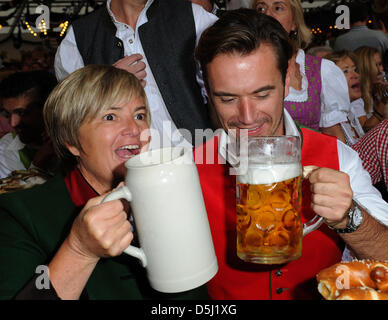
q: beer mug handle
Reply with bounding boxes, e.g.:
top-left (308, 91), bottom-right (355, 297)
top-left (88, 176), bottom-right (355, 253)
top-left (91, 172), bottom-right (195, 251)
top-left (102, 186), bottom-right (148, 267)
top-left (303, 215), bottom-right (324, 237)
top-left (302, 165), bottom-right (324, 237)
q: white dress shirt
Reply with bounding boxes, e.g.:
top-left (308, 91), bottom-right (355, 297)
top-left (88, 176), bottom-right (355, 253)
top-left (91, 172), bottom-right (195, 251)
top-left (285, 49), bottom-right (350, 129)
top-left (218, 109), bottom-right (388, 226)
top-left (0, 133), bottom-right (25, 178)
top-left (54, 0), bottom-right (218, 150)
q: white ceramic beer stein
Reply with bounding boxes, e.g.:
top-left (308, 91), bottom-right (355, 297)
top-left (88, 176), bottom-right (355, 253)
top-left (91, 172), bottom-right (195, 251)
top-left (103, 147), bottom-right (218, 293)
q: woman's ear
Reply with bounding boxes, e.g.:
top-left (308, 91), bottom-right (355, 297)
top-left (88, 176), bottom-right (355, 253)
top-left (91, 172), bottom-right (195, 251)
top-left (65, 143), bottom-right (81, 157)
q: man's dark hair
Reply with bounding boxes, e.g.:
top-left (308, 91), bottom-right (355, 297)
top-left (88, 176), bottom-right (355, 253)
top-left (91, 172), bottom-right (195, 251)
top-left (195, 8), bottom-right (293, 85)
top-left (349, 2), bottom-right (369, 25)
top-left (0, 70), bottom-right (57, 111)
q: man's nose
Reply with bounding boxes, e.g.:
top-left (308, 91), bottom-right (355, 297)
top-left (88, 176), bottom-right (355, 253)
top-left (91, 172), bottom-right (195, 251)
top-left (239, 99), bottom-right (256, 125)
top-left (10, 114), bottom-right (21, 128)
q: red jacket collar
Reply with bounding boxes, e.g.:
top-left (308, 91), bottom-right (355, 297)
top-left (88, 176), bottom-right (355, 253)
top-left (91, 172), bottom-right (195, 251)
top-left (64, 168), bottom-right (98, 207)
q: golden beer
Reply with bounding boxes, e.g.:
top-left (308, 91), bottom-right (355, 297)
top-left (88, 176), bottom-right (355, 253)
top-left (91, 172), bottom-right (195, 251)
top-left (236, 163), bottom-right (302, 264)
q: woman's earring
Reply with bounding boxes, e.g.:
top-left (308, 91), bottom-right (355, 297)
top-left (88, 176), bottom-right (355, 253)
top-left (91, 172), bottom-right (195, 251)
top-left (289, 30), bottom-right (298, 40)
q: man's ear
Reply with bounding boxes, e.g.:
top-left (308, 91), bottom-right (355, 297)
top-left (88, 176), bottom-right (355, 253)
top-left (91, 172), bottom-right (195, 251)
top-left (65, 143), bottom-right (81, 157)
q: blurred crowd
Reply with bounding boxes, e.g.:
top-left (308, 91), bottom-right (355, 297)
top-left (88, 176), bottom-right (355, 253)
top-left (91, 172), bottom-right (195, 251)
top-left (0, 47), bottom-right (56, 80)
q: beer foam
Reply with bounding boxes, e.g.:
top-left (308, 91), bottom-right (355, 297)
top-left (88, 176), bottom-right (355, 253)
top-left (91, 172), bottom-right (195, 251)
top-left (237, 163), bottom-right (301, 184)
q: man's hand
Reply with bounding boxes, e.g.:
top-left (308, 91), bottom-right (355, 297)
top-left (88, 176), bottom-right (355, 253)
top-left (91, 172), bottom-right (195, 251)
top-left (113, 54), bottom-right (147, 87)
top-left (308, 167), bottom-right (353, 229)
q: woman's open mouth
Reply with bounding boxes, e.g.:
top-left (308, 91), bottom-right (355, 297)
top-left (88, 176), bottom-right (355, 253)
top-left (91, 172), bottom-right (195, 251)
top-left (115, 144), bottom-right (140, 159)
top-left (351, 82), bottom-right (360, 91)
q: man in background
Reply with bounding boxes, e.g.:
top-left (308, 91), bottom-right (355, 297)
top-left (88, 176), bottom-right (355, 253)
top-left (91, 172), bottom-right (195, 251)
top-left (334, 1), bottom-right (388, 55)
top-left (55, 0), bottom-right (218, 149)
top-left (0, 71), bottom-right (57, 178)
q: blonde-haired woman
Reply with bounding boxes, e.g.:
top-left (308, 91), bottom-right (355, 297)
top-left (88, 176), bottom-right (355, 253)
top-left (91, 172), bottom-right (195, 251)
top-left (325, 50), bottom-right (366, 145)
top-left (325, 51), bottom-right (388, 196)
top-left (354, 46), bottom-right (388, 132)
top-left (0, 65), bottom-right (207, 300)
top-left (252, 0), bottom-right (351, 143)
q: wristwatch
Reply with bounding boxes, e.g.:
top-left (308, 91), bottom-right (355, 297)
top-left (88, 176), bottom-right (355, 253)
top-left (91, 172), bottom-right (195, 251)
top-left (334, 201), bottom-right (363, 234)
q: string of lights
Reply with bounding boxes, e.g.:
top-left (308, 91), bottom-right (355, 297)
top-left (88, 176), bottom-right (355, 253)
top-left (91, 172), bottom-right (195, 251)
top-left (0, 0), bottom-right (386, 48)
top-left (0, 0), bottom-right (104, 46)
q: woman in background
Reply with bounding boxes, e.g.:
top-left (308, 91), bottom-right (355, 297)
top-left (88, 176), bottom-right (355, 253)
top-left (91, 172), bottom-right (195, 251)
top-left (354, 46), bottom-right (388, 131)
top-left (326, 51), bottom-right (388, 198)
top-left (325, 51), bottom-right (366, 145)
top-left (252, 0), bottom-right (351, 143)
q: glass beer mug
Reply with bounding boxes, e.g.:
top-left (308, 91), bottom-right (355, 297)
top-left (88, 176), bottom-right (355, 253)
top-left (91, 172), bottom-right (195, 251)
top-left (236, 136), bottom-right (323, 264)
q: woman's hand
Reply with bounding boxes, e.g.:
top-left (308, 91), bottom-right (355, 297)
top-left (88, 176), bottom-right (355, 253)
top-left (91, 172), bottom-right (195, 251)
top-left (66, 194), bottom-right (133, 261)
top-left (48, 192), bottom-right (133, 299)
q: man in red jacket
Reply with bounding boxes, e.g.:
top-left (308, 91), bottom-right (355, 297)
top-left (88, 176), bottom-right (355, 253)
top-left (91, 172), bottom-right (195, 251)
top-left (194, 9), bottom-right (388, 299)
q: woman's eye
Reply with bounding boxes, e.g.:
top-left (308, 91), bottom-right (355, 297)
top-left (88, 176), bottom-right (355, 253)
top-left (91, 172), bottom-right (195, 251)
top-left (256, 5), bottom-right (266, 13)
top-left (103, 114), bottom-right (115, 121)
top-left (135, 113), bottom-right (146, 121)
top-left (275, 5), bottom-right (283, 11)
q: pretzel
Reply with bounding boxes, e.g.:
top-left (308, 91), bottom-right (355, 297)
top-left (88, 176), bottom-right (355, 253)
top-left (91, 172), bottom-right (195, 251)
top-left (337, 287), bottom-right (388, 300)
top-left (317, 260), bottom-right (388, 300)
top-left (370, 263), bottom-right (388, 292)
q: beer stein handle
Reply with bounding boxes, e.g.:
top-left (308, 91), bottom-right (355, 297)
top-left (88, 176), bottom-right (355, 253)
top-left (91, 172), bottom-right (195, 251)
top-left (303, 215), bottom-right (324, 237)
top-left (302, 165), bottom-right (324, 236)
top-left (102, 186), bottom-right (148, 267)
top-left (302, 165), bottom-right (319, 178)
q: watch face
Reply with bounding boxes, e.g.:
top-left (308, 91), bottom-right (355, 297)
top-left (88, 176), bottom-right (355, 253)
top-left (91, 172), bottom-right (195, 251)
top-left (352, 206), bottom-right (363, 227)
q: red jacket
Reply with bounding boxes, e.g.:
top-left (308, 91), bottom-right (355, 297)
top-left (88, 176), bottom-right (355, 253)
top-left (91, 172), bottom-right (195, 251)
top-left (195, 129), bottom-right (344, 300)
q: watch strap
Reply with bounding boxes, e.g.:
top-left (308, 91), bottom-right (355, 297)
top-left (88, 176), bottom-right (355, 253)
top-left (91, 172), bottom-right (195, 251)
top-left (334, 201), bottom-right (363, 234)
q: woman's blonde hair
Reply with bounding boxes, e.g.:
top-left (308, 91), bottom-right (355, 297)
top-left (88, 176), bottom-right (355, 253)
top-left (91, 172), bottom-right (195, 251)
top-left (251, 0), bottom-right (311, 49)
top-left (354, 46), bottom-right (380, 114)
top-left (325, 50), bottom-right (358, 66)
top-left (43, 64), bottom-right (150, 163)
